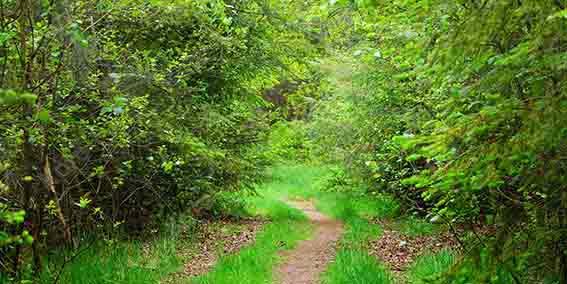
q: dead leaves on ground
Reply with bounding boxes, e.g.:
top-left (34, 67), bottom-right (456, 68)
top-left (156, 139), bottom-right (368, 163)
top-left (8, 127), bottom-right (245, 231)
top-left (369, 220), bottom-right (458, 273)
top-left (161, 218), bottom-right (266, 283)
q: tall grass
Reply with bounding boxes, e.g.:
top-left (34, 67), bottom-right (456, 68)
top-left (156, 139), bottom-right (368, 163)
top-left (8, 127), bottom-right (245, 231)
top-left (393, 216), bottom-right (441, 237)
top-left (406, 250), bottom-right (456, 284)
top-left (38, 234), bottom-right (181, 284)
top-left (320, 195), bottom-right (394, 284)
top-left (323, 250), bottom-right (392, 284)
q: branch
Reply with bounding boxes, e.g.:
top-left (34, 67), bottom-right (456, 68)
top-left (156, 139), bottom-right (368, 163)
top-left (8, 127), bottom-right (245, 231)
top-left (52, 237), bottom-right (97, 284)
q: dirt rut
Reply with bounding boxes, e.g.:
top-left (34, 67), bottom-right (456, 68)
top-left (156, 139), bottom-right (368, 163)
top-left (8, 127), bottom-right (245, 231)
top-left (276, 200), bottom-right (344, 284)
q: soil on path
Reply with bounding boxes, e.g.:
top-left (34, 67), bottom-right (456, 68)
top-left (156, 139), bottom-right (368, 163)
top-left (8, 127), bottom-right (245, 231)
top-left (276, 200), bottom-right (344, 284)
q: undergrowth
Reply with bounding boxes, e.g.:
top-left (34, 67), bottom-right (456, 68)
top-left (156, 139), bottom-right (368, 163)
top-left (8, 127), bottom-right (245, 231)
top-left (319, 192), bottom-right (395, 284)
top-left (16, 164), bottom-right (315, 284)
top-left (392, 217), bottom-right (441, 237)
top-left (406, 250), bottom-right (456, 284)
top-left (37, 229), bottom-right (182, 284)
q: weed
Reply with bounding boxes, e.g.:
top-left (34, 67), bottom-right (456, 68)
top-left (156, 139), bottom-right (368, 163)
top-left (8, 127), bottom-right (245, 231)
top-left (38, 237), bottom-right (180, 284)
top-left (323, 250), bottom-right (392, 284)
top-left (393, 216), bottom-right (441, 237)
top-left (406, 250), bottom-right (456, 284)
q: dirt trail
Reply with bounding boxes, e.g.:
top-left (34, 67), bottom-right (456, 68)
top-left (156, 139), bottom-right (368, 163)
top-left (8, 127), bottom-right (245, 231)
top-left (276, 200), bottom-right (344, 284)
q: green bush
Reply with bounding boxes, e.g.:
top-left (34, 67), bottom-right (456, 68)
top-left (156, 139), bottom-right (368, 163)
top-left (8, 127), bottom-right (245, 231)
top-left (308, 0), bottom-right (567, 281)
top-left (264, 121), bottom-right (311, 162)
top-left (0, 0), bottom-right (318, 277)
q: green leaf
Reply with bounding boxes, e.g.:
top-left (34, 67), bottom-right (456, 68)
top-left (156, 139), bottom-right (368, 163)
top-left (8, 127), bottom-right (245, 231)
top-left (0, 31), bottom-right (14, 45)
top-left (36, 110), bottom-right (51, 124)
top-left (77, 196), bottom-right (92, 209)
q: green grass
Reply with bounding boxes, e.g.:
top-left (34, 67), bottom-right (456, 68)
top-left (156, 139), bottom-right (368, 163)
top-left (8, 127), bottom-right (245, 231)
top-left (22, 163), bottom-right (405, 284)
top-left (190, 165), bottom-right (314, 284)
top-left (310, 176), bottom-right (396, 284)
top-left (0, 165), bottom-right (312, 284)
top-left (406, 250), bottom-right (456, 284)
top-left (258, 163), bottom-right (398, 284)
top-left (393, 216), bottom-right (442, 237)
top-left (262, 164), bottom-right (399, 221)
top-left (38, 234), bottom-right (180, 284)
top-left (262, 163), bottom-right (330, 200)
top-left (323, 250), bottom-right (392, 284)
top-left (8, 164), bottom-right (314, 284)
top-left (320, 196), bottom-right (394, 284)
top-left (322, 211), bottom-right (393, 284)
top-left (184, 164), bottom-right (444, 284)
top-left (194, 163), bottom-right (394, 284)
top-left (315, 192), bottom-right (399, 221)
top-left (191, 219), bottom-right (310, 284)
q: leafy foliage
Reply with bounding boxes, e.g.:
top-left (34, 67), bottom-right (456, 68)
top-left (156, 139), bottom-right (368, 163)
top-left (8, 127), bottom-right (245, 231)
top-left (2, 0), bottom-right (566, 282)
top-left (407, 250), bottom-right (456, 284)
top-left (309, 0), bottom-right (567, 282)
top-left (0, 0), bottom-right (318, 279)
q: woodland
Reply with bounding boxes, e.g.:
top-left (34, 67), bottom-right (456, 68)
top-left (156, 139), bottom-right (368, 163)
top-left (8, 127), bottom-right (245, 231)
top-left (0, 0), bottom-right (566, 283)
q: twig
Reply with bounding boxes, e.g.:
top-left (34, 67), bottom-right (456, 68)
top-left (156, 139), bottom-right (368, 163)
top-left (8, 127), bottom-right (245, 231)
top-left (52, 237), bottom-right (97, 284)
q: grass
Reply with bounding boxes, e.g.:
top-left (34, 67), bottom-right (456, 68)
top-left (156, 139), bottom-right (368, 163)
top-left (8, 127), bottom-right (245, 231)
top-left (393, 216), bottom-right (442, 237)
top-left (320, 195), bottom-right (394, 284)
top-left (272, 165), bottom-right (399, 284)
top-left (256, 163), bottom-right (398, 284)
top-left (323, 250), bottom-right (392, 284)
top-left (3, 164), bottom-right (314, 284)
top-left (194, 163), bottom-right (396, 284)
top-left (322, 212), bottom-right (393, 284)
top-left (191, 219), bottom-right (310, 284)
top-left (17, 163), bottom-right (442, 284)
top-left (38, 234), bottom-right (180, 284)
top-left (262, 163), bottom-right (330, 200)
top-left (406, 250), bottom-right (456, 284)
top-left (190, 164), bottom-right (314, 284)
top-left (315, 192), bottom-right (399, 221)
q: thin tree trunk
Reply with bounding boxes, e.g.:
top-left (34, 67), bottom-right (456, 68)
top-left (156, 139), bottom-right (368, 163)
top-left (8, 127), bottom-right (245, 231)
top-left (44, 158), bottom-right (72, 245)
top-left (13, 0), bottom-right (35, 276)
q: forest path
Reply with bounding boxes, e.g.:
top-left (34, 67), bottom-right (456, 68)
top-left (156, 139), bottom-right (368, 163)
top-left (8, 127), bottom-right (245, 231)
top-left (275, 200), bottom-right (344, 284)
